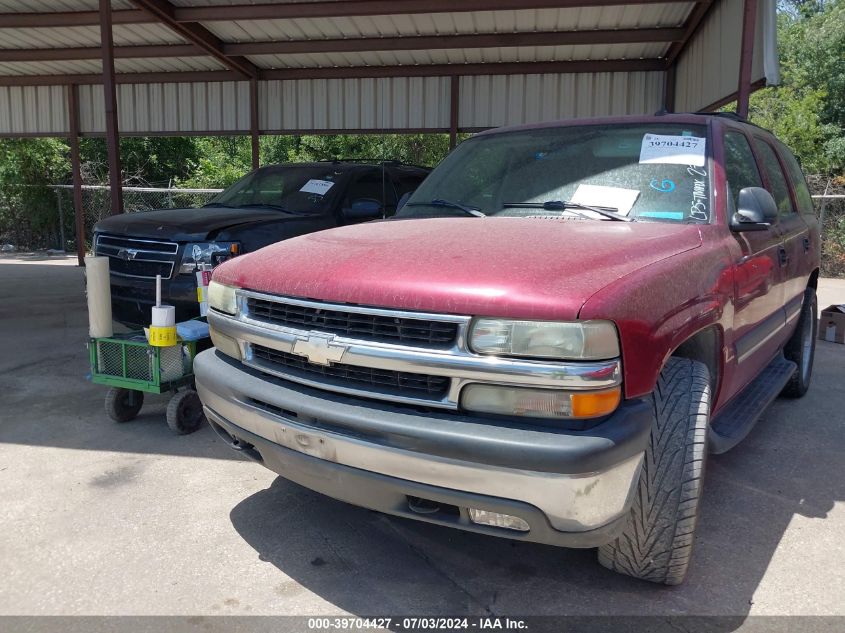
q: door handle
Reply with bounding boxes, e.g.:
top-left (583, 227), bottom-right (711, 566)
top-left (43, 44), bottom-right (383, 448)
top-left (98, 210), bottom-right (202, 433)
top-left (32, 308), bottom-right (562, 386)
top-left (803, 237), bottom-right (811, 253)
top-left (778, 246), bottom-right (789, 267)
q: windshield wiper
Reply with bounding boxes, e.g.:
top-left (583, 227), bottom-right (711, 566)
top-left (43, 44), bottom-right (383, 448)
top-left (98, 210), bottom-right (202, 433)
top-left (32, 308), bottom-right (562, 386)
top-left (202, 202), bottom-right (236, 208)
top-left (240, 203), bottom-right (292, 212)
top-left (502, 200), bottom-right (632, 222)
top-left (405, 199), bottom-right (486, 217)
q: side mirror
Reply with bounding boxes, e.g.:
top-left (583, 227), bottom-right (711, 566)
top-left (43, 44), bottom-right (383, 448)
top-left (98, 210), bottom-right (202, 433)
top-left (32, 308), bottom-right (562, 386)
top-left (731, 187), bottom-right (778, 232)
top-left (397, 191), bottom-right (413, 212)
top-left (343, 198), bottom-right (382, 220)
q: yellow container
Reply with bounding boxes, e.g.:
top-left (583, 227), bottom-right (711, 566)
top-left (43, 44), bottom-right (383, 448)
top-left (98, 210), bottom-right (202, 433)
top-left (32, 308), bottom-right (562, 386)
top-left (148, 325), bottom-right (177, 347)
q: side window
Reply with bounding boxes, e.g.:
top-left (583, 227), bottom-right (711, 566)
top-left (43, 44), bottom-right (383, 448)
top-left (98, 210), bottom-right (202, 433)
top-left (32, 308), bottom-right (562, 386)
top-left (755, 140), bottom-right (794, 216)
top-left (779, 146), bottom-right (815, 215)
top-left (723, 132), bottom-right (763, 212)
top-left (344, 169), bottom-right (398, 213)
top-left (394, 172), bottom-right (427, 197)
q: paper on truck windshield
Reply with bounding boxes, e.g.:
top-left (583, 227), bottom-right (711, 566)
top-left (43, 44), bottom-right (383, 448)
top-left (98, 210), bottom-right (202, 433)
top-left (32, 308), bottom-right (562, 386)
top-left (639, 134), bottom-right (706, 166)
top-left (570, 184), bottom-right (640, 216)
top-left (299, 179), bottom-right (335, 195)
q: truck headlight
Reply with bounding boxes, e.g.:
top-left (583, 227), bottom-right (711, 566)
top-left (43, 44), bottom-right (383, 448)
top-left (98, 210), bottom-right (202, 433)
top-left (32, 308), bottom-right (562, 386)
top-left (208, 281), bottom-right (238, 315)
top-left (179, 242), bottom-right (239, 274)
top-left (469, 319), bottom-right (619, 360)
top-left (461, 384), bottom-right (621, 419)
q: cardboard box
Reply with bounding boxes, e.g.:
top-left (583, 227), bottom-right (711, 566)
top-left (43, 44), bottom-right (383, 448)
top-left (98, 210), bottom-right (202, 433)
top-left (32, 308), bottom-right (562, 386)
top-left (819, 305), bottom-right (845, 344)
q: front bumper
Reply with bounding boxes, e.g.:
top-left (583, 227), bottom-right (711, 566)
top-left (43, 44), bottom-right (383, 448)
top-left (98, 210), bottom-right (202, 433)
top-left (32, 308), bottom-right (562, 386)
top-left (195, 349), bottom-right (651, 547)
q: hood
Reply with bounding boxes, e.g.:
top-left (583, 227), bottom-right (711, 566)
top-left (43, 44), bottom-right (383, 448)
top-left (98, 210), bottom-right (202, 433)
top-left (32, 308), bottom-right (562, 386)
top-left (213, 218), bottom-right (702, 320)
top-left (93, 206), bottom-right (301, 242)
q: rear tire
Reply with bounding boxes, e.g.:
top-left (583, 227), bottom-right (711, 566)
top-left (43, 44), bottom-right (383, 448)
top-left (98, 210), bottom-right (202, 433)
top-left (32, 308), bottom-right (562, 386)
top-left (781, 287), bottom-right (817, 398)
top-left (598, 357), bottom-right (710, 585)
top-left (105, 388), bottom-right (144, 423)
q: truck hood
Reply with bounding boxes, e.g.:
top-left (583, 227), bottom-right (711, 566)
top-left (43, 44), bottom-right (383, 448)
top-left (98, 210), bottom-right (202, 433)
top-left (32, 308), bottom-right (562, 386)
top-left (214, 218), bottom-right (703, 320)
top-left (94, 206), bottom-right (303, 242)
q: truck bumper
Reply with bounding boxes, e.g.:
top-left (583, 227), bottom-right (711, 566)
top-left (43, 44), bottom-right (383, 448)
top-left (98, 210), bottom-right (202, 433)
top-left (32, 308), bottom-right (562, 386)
top-left (195, 349), bottom-right (652, 548)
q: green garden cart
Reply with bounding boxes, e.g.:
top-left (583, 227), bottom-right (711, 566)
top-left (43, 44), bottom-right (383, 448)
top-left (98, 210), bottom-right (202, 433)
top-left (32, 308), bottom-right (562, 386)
top-left (88, 332), bottom-right (206, 434)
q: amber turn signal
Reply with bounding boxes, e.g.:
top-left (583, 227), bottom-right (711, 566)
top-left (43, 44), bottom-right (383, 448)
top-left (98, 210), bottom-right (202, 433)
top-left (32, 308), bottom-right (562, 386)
top-left (570, 387), bottom-right (622, 419)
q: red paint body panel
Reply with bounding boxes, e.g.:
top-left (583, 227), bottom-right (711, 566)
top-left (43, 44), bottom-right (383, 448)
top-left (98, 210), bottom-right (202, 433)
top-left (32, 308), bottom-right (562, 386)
top-left (212, 114), bottom-right (821, 422)
top-left (213, 218), bottom-right (702, 320)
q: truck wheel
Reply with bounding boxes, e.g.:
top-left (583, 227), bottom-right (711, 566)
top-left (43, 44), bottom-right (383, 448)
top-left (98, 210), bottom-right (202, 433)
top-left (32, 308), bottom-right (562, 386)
top-left (104, 387), bottom-right (144, 423)
top-left (598, 357), bottom-right (710, 585)
top-left (781, 287), bottom-right (817, 398)
top-left (166, 389), bottom-right (206, 435)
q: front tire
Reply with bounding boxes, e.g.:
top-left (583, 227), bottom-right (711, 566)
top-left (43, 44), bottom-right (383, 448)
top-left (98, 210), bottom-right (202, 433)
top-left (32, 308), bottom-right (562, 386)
top-left (781, 287), bottom-right (817, 398)
top-left (598, 357), bottom-right (710, 585)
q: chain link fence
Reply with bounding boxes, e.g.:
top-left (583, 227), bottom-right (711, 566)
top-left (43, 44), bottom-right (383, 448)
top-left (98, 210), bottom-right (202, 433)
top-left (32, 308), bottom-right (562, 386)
top-left (0, 185), bottom-right (222, 253)
top-left (808, 176), bottom-right (845, 278)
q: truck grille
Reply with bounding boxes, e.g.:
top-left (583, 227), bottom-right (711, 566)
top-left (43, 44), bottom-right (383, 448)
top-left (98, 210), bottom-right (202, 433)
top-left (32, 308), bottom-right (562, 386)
top-left (251, 344), bottom-right (450, 400)
top-left (246, 297), bottom-right (459, 348)
top-left (94, 234), bottom-right (179, 280)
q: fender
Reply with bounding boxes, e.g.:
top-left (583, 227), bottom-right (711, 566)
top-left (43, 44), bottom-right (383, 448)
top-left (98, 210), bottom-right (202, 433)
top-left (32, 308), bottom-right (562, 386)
top-left (578, 231), bottom-right (736, 408)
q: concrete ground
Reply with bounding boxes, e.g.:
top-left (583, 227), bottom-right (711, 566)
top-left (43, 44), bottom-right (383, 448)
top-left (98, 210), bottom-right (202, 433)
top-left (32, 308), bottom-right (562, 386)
top-left (1, 255), bottom-right (844, 622)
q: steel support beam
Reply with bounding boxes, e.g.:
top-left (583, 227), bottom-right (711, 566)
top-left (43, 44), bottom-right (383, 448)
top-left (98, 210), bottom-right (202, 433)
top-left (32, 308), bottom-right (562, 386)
top-left (0, 58), bottom-right (666, 87)
top-left (99, 0), bottom-right (123, 216)
top-left (0, 0), bottom-right (689, 28)
top-left (129, 0), bottom-right (259, 78)
top-left (250, 78), bottom-right (260, 170)
top-left (0, 28), bottom-right (685, 63)
top-left (736, 0), bottom-right (758, 119)
top-left (663, 63), bottom-right (676, 113)
top-left (67, 85), bottom-right (86, 266)
top-left (449, 76), bottom-right (459, 150)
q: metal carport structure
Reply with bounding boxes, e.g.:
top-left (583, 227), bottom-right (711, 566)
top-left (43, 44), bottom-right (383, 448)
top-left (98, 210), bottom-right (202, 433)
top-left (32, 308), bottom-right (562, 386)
top-left (0, 0), bottom-right (779, 265)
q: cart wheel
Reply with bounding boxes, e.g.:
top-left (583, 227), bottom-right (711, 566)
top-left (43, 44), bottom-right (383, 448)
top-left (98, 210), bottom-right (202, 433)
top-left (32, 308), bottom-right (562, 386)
top-left (166, 389), bottom-right (206, 435)
top-left (105, 387), bottom-right (144, 423)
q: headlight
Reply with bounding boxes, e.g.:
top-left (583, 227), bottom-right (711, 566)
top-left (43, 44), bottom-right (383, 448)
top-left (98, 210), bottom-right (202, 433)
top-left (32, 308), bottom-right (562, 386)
top-left (208, 281), bottom-right (238, 315)
top-left (461, 384), bottom-right (621, 419)
top-left (179, 242), bottom-right (239, 274)
top-left (469, 318), bottom-right (619, 360)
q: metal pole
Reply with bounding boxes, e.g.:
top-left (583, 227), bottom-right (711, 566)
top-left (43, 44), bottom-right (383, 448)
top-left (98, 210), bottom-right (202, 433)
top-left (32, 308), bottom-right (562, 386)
top-left (99, 0), bottom-right (123, 215)
top-left (250, 77), bottom-right (260, 169)
top-left (736, 0), bottom-right (758, 119)
top-left (55, 188), bottom-right (66, 251)
top-left (449, 75), bottom-right (459, 150)
top-left (67, 84), bottom-right (87, 266)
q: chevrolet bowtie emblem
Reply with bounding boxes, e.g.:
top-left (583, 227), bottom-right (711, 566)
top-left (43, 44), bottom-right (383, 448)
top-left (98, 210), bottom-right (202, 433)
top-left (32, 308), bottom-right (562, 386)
top-left (291, 335), bottom-right (348, 366)
top-left (117, 248), bottom-right (138, 261)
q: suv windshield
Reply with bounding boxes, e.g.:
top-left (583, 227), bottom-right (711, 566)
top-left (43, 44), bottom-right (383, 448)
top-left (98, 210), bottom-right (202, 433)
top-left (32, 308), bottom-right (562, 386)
top-left (398, 123), bottom-right (711, 224)
top-left (206, 165), bottom-right (345, 214)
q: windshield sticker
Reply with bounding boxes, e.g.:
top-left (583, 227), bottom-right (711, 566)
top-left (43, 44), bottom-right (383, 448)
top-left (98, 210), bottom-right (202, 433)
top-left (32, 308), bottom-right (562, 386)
top-left (299, 179), bottom-right (335, 196)
top-left (688, 165), bottom-right (709, 222)
top-left (639, 210), bottom-right (685, 221)
top-left (571, 184), bottom-right (640, 216)
top-left (639, 134), bottom-right (706, 167)
top-left (649, 178), bottom-right (676, 193)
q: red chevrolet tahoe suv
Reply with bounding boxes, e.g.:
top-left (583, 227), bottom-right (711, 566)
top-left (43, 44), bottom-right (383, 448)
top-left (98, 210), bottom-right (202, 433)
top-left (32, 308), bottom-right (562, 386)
top-left (194, 114), bottom-right (820, 585)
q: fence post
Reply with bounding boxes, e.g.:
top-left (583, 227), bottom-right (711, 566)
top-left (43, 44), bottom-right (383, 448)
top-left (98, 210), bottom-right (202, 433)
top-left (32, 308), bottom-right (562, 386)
top-left (818, 177), bottom-right (832, 229)
top-left (55, 188), bottom-right (66, 252)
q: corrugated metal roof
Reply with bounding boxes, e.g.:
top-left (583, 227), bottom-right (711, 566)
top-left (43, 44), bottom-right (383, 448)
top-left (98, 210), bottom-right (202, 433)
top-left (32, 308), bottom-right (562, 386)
top-left (0, 24), bottom-right (189, 49)
top-left (260, 76), bottom-right (451, 131)
top-left (460, 71), bottom-right (664, 127)
top-left (0, 0), bottom-right (134, 10)
top-left (207, 5), bottom-right (694, 42)
top-left (248, 42), bottom-right (670, 70)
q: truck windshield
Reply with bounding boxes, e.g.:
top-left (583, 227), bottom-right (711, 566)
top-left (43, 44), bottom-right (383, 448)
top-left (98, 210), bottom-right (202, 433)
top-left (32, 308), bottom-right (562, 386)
top-left (398, 123), bottom-right (712, 224)
top-left (206, 165), bottom-right (344, 214)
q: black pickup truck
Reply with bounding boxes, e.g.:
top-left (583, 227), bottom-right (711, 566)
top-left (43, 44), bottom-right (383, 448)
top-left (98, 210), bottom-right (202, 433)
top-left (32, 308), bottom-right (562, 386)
top-left (93, 161), bottom-right (429, 327)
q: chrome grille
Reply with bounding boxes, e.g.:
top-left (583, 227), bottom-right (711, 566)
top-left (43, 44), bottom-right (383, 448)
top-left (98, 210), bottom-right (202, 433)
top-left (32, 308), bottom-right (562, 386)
top-left (246, 297), bottom-right (459, 348)
top-left (95, 234), bottom-right (179, 279)
top-left (251, 345), bottom-right (450, 400)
